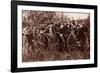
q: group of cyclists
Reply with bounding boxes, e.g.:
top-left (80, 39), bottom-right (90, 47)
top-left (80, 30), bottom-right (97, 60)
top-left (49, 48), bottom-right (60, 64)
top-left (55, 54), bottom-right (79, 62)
top-left (22, 19), bottom-right (88, 53)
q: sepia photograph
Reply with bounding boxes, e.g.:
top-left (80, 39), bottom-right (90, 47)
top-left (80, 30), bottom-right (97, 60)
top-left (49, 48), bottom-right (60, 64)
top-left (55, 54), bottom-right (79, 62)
top-left (22, 10), bottom-right (90, 62)
top-left (11, 1), bottom-right (97, 72)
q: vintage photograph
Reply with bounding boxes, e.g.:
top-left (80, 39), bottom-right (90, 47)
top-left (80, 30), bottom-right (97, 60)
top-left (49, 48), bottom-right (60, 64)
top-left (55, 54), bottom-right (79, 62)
top-left (11, 1), bottom-right (97, 72)
top-left (22, 10), bottom-right (90, 62)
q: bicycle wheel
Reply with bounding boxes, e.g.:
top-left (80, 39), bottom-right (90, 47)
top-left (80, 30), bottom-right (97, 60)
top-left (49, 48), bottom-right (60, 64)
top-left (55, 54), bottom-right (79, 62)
top-left (67, 29), bottom-right (89, 51)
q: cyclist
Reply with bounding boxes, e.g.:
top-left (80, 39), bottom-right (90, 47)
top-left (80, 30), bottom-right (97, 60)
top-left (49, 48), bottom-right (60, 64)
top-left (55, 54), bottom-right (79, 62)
top-left (22, 26), bottom-right (29, 48)
top-left (24, 26), bottom-right (34, 51)
top-left (22, 26), bottom-right (34, 56)
top-left (44, 23), bottom-right (58, 38)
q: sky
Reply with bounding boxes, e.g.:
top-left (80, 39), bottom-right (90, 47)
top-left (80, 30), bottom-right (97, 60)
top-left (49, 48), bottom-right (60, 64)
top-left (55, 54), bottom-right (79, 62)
top-left (63, 12), bottom-right (89, 20)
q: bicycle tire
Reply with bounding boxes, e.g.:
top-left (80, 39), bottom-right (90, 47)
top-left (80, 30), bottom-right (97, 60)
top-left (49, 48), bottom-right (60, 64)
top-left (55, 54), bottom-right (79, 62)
top-left (67, 29), bottom-right (89, 51)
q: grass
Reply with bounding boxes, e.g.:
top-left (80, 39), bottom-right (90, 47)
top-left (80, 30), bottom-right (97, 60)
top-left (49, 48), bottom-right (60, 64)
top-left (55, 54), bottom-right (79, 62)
top-left (22, 39), bottom-right (90, 62)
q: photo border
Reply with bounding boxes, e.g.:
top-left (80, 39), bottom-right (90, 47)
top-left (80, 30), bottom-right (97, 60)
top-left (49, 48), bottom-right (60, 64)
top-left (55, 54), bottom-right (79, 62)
top-left (11, 1), bottom-right (97, 72)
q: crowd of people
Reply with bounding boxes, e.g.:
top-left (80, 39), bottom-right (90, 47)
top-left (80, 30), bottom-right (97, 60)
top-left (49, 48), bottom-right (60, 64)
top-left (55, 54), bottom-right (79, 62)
top-left (22, 19), bottom-right (88, 53)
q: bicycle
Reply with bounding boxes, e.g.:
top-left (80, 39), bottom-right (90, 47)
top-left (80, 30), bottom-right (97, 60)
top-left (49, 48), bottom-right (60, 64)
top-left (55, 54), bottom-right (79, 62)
top-left (66, 22), bottom-right (89, 52)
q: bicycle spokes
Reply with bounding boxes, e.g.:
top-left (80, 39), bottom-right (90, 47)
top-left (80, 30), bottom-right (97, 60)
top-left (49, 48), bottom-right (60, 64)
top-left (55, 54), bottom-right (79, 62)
top-left (67, 29), bottom-right (89, 51)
